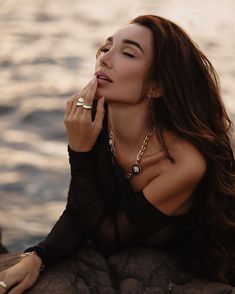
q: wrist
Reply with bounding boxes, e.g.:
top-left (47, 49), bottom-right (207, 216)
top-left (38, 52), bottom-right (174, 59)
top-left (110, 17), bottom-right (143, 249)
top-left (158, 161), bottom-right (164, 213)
top-left (68, 144), bottom-right (93, 153)
top-left (68, 145), bottom-right (94, 159)
top-left (19, 251), bottom-right (45, 272)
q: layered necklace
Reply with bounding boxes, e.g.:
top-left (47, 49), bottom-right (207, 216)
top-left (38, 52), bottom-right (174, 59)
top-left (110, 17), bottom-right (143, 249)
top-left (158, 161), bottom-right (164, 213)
top-left (108, 128), bottom-right (155, 179)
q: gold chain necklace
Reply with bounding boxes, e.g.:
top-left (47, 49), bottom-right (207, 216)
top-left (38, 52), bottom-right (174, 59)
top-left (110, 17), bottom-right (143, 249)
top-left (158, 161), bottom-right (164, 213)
top-left (108, 128), bottom-right (155, 179)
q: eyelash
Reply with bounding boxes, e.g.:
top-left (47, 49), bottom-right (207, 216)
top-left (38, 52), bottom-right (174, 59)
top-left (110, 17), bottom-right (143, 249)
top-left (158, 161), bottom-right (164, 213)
top-left (96, 47), bottom-right (135, 58)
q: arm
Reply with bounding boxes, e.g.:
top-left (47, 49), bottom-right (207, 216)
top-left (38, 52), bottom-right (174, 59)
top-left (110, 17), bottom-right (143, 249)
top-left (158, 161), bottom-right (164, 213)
top-left (25, 203), bottom-right (88, 265)
top-left (24, 77), bottom-right (104, 265)
top-left (0, 77), bottom-right (104, 293)
top-left (0, 202), bottom-right (88, 294)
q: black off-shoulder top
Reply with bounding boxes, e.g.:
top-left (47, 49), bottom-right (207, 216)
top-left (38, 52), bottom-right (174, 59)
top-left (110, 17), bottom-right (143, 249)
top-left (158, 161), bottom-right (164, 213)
top-left (25, 103), bottom-right (193, 266)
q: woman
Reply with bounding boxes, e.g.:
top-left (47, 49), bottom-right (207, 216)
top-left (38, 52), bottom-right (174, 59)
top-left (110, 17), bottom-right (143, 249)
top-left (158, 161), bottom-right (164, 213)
top-left (0, 14), bottom-right (234, 293)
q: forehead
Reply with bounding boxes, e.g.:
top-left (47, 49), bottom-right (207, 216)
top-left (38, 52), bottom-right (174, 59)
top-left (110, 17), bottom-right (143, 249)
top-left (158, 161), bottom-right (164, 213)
top-left (109, 24), bottom-right (153, 54)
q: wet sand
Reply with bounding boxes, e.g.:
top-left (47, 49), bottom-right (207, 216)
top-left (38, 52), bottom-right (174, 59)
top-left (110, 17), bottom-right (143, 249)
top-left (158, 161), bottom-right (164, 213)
top-left (0, 0), bottom-right (234, 251)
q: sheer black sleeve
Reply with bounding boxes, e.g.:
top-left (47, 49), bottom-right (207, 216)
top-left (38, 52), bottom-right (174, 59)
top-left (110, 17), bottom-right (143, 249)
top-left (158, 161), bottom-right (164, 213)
top-left (25, 202), bottom-right (88, 265)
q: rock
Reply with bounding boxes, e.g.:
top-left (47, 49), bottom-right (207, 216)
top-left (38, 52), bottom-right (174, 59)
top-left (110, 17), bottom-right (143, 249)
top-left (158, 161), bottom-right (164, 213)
top-left (0, 247), bottom-right (234, 293)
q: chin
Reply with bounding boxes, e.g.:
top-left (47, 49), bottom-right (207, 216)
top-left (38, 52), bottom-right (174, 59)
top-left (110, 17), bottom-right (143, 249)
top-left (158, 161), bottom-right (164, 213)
top-left (95, 89), bottom-right (113, 101)
top-left (94, 92), bottom-right (103, 99)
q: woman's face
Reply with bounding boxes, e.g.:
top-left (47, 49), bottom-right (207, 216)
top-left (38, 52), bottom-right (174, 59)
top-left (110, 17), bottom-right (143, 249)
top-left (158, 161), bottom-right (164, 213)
top-left (94, 24), bottom-right (153, 104)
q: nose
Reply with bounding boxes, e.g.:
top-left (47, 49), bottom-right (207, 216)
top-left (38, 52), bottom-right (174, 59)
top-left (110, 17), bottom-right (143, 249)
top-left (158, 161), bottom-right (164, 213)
top-left (98, 50), bottom-right (112, 69)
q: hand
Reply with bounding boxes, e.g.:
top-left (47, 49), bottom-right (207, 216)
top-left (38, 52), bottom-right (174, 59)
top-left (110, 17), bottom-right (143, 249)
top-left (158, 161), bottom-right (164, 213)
top-left (64, 75), bottom-right (105, 152)
top-left (0, 255), bottom-right (42, 294)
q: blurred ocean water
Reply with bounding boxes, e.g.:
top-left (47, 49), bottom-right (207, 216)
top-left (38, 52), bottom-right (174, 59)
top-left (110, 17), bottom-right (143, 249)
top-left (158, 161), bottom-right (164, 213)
top-left (0, 0), bottom-right (234, 251)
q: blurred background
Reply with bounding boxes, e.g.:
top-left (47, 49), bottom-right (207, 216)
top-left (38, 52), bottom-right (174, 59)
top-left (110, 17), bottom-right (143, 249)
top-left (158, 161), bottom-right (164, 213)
top-left (0, 0), bottom-right (235, 252)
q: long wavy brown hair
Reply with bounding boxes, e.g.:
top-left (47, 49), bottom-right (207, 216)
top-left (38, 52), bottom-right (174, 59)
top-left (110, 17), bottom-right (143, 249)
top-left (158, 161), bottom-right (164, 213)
top-left (130, 15), bottom-right (235, 284)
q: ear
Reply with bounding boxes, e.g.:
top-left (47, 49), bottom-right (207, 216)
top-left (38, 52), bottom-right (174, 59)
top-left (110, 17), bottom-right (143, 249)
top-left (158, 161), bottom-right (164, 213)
top-left (147, 83), bottom-right (162, 98)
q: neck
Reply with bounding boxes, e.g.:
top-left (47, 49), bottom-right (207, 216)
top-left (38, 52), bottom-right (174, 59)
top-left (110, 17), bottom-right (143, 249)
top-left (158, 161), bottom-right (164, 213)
top-left (107, 100), bottom-right (152, 151)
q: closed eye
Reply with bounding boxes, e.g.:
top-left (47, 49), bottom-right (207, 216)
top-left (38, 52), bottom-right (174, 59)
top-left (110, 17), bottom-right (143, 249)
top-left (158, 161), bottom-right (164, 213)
top-left (123, 52), bottom-right (135, 58)
top-left (96, 47), bottom-right (135, 59)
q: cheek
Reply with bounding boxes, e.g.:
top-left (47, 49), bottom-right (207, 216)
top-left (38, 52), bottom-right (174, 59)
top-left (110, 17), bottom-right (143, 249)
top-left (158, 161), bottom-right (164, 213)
top-left (122, 77), bottom-right (144, 95)
top-left (110, 77), bottom-right (145, 102)
top-left (120, 69), bottom-right (146, 94)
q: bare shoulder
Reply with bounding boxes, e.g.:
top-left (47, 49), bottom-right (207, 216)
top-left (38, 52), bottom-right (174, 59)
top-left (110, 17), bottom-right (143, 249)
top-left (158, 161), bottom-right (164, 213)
top-left (162, 130), bottom-right (207, 175)
top-left (142, 130), bottom-right (207, 215)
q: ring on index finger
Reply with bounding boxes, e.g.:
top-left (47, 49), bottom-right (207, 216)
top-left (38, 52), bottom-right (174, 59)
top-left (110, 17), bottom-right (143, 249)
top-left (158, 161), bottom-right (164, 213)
top-left (76, 97), bottom-right (84, 107)
top-left (0, 280), bottom-right (7, 289)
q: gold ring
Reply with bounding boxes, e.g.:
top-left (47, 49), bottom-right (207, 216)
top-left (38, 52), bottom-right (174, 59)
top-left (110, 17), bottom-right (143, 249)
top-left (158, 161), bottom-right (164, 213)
top-left (0, 281), bottom-right (7, 289)
top-left (76, 102), bottom-right (84, 107)
top-left (76, 97), bottom-right (84, 107)
top-left (83, 104), bottom-right (92, 110)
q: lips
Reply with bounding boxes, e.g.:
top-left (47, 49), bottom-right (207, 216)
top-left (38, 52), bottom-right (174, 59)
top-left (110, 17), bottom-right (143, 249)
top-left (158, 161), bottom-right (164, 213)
top-left (95, 71), bottom-right (113, 82)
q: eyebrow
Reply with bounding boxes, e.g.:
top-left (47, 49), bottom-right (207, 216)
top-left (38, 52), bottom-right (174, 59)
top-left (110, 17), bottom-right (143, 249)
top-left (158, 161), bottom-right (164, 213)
top-left (106, 36), bottom-right (145, 54)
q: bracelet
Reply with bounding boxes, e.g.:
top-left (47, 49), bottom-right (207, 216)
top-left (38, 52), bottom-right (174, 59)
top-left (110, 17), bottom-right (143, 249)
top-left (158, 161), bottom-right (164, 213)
top-left (19, 251), bottom-right (45, 272)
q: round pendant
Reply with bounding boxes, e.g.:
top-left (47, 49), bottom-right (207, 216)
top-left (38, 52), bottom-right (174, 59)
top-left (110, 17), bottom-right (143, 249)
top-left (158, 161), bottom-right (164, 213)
top-left (131, 163), bottom-right (142, 175)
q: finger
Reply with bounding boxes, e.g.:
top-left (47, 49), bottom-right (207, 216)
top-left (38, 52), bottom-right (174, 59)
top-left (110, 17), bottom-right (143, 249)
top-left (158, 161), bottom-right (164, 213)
top-left (72, 84), bottom-right (89, 102)
top-left (65, 92), bottom-right (79, 118)
top-left (0, 280), bottom-right (15, 294)
top-left (64, 99), bottom-right (74, 118)
top-left (67, 84), bottom-right (89, 117)
top-left (0, 272), bottom-right (22, 294)
top-left (82, 76), bottom-right (97, 119)
top-left (67, 95), bottom-right (82, 119)
top-left (68, 97), bottom-right (78, 117)
top-left (68, 91), bottom-right (82, 105)
top-left (71, 86), bottom-right (89, 117)
top-left (0, 272), bottom-right (7, 294)
top-left (8, 276), bottom-right (32, 294)
top-left (94, 96), bottom-right (105, 130)
top-left (0, 289), bottom-right (6, 294)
